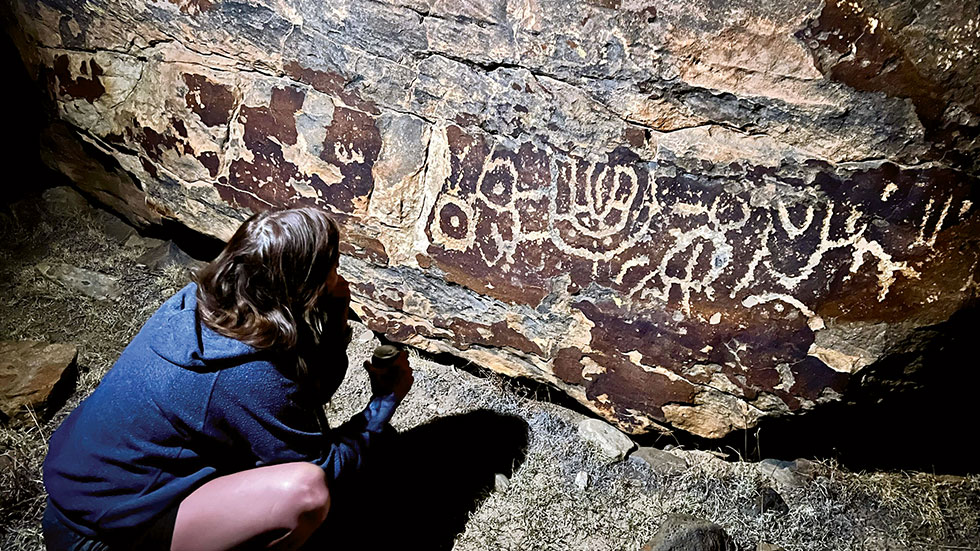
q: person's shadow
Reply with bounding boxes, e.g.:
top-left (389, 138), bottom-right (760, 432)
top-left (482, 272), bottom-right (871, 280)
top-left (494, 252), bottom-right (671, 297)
top-left (313, 409), bottom-right (529, 550)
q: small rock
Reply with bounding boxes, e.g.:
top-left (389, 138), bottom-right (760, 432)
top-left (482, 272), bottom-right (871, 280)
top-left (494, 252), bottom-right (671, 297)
top-left (630, 447), bottom-right (689, 475)
top-left (743, 486), bottom-right (789, 517)
top-left (356, 329), bottom-right (377, 345)
top-left (756, 458), bottom-right (816, 489)
top-left (578, 418), bottom-right (636, 461)
top-left (0, 340), bottom-right (78, 424)
top-left (136, 241), bottom-right (206, 274)
top-left (124, 234), bottom-right (165, 250)
top-left (97, 211), bottom-right (137, 244)
top-left (757, 543), bottom-right (785, 551)
top-left (36, 262), bottom-right (121, 300)
top-left (791, 458), bottom-right (826, 477)
top-left (669, 449), bottom-right (727, 469)
top-left (349, 321), bottom-right (381, 361)
top-left (41, 186), bottom-right (91, 214)
top-left (640, 514), bottom-right (736, 551)
top-left (494, 473), bottom-right (510, 493)
top-left (574, 471), bottom-right (589, 490)
top-left (758, 458), bottom-right (795, 470)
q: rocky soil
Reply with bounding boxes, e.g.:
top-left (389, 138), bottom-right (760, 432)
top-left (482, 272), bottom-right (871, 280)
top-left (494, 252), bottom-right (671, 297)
top-left (1, 187), bottom-right (978, 550)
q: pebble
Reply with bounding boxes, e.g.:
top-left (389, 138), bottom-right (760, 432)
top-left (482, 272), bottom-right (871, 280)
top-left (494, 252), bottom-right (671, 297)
top-left (494, 473), bottom-right (510, 494)
top-left (575, 471), bottom-right (589, 491)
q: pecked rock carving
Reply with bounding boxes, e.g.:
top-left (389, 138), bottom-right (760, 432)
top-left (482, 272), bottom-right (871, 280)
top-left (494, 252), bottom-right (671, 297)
top-left (5, 0), bottom-right (978, 437)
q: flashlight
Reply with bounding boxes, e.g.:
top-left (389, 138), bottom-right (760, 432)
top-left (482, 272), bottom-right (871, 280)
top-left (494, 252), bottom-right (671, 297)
top-left (371, 344), bottom-right (400, 371)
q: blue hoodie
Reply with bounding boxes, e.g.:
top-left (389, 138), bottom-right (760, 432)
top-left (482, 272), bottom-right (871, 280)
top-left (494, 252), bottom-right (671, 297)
top-left (43, 283), bottom-right (397, 539)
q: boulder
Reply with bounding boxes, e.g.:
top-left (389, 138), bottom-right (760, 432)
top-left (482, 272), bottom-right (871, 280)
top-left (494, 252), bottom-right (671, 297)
top-left (640, 515), bottom-right (736, 551)
top-left (0, 340), bottom-right (78, 424)
top-left (7, 0), bottom-right (979, 438)
top-left (41, 186), bottom-right (92, 215)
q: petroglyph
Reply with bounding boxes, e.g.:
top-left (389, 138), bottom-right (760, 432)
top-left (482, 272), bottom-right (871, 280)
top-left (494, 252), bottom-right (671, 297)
top-left (426, 124), bottom-right (930, 316)
top-left (914, 195), bottom-right (954, 249)
top-left (416, 121), bottom-right (977, 434)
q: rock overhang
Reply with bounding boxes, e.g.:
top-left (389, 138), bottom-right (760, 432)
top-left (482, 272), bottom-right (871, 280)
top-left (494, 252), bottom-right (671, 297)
top-left (6, 0), bottom-right (978, 437)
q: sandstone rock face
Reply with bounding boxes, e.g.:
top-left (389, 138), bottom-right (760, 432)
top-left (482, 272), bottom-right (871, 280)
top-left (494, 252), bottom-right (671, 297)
top-left (5, 0), bottom-right (978, 437)
top-left (0, 340), bottom-right (78, 424)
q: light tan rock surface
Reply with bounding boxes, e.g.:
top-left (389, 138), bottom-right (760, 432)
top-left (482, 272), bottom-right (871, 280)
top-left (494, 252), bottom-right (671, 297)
top-left (0, 340), bottom-right (77, 424)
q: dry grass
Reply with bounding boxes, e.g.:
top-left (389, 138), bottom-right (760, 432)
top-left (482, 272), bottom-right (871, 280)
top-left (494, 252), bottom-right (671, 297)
top-left (1, 188), bottom-right (978, 551)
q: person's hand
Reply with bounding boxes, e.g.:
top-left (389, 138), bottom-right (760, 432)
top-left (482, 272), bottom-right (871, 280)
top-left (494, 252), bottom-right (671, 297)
top-left (363, 349), bottom-right (413, 403)
top-left (319, 272), bottom-right (351, 336)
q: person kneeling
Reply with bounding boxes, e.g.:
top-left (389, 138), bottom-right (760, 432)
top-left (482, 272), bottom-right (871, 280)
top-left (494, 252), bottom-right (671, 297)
top-left (43, 208), bottom-right (412, 551)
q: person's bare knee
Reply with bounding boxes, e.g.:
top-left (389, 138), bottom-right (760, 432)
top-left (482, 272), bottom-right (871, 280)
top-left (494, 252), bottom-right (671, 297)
top-left (276, 462), bottom-right (330, 526)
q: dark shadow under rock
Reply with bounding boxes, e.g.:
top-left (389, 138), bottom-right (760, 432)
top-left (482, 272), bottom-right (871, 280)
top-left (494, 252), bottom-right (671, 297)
top-left (312, 409), bottom-right (529, 551)
top-left (639, 300), bottom-right (980, 475)
top-left (742, 486), bottom-right (789, 518)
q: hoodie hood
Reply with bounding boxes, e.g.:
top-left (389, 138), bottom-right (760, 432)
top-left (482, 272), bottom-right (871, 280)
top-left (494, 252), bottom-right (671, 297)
top-left (148, 283), bottom-right (260, 368)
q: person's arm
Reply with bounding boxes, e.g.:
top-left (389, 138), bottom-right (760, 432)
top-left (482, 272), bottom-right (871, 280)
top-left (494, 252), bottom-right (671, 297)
top-left (202, 360), bottom-right (400, 488)
top-left (313, 392), bottom-right (398, 483)
top-left (318, 348), bottom-right (413, 481)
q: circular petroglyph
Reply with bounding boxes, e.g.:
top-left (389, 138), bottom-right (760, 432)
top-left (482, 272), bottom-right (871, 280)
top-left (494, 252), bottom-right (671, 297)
top-left (431, 194), bottom-right (476, 252)
top-left (439, 201), bottom-right (469, 240)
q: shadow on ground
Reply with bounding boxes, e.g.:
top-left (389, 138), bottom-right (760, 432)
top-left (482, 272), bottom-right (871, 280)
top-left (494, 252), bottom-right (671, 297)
top-left (313, 409), bottom-right (529, 551)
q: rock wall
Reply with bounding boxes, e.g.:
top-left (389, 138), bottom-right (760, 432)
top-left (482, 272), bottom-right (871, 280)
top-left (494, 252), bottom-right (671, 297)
top-left (6, 0), bottom-right (978, 437)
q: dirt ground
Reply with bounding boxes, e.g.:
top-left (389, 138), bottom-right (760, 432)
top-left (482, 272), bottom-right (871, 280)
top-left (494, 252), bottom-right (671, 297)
top-left (1, 187), bottom-right (978, 551)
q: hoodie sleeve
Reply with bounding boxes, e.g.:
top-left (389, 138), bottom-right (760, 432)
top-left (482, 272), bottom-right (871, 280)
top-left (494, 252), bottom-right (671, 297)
top-left (202, 361), bottom-right (398, 487)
